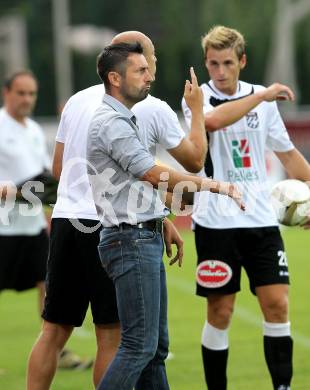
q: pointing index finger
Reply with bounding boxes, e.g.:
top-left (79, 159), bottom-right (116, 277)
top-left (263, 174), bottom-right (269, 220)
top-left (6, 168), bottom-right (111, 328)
top-left (190, 66), bottom-right (198, 87)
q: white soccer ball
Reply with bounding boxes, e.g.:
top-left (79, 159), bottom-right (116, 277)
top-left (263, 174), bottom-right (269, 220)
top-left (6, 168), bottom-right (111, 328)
top-left (270, 179), bottom-right (310, 226)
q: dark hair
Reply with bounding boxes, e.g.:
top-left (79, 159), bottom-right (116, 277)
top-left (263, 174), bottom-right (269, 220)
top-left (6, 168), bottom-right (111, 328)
top-left (3, 70), bottom-right (38, 90)
top-left (97, 42), bottom-right (143, 89)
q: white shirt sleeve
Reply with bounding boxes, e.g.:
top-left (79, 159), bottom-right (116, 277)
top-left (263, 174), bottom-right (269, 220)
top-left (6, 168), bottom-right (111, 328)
top-left (265, 101), bottom-right (294, 152)
top-left (55, 99), bottom-right (73, 143)
top-left (154, 101), bottom-right (185, 150)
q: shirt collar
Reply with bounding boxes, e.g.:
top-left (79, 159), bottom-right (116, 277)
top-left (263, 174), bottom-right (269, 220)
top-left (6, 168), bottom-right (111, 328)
top-left (1, 107), bottom-right (28, 128)
top-left (207, 80), bottom-right (252, 100)
top-left (102, 94), bottom-right (134, 120)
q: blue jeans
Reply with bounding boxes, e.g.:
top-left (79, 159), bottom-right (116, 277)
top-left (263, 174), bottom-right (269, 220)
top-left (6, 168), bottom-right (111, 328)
top-left (97, 225), bottom-right (170, 390)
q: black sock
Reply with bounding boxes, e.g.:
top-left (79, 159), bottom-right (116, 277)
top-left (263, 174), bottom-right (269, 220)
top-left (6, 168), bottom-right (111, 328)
top-left (264, 335), bottom-right (293, 389)
top-left (201, 345), bottom-right (228, 390)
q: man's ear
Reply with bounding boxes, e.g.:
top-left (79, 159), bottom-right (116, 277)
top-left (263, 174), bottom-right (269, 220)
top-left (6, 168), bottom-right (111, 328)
top-left (240, 54), bottom-right (247, 70)
top-left (108, 71), bottom-right (121, 88)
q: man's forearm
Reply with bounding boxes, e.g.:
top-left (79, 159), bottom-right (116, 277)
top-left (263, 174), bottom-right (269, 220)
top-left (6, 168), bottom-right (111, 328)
top-left (205, 93), bottom-right (264, 131)
top-left (204, 82), bottom-right (295, 132)
top-left (142, 165), bottom-right (243, 209)
top-left (52, 141), bottom-right (64, 180)
top-left (188, 108), bottom-right (207, 159)
top-left (142, 165), bottom-right (221, 193)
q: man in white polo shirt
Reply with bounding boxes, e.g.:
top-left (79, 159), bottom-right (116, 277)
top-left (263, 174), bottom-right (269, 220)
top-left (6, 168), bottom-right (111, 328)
top-left (0, 70), bottom-right (87, 373)
top-left (0, 70), bottom-right (49, 315)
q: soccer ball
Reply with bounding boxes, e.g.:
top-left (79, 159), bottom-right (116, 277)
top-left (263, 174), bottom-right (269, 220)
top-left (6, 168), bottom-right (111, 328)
top-left (270, 179), bottom-right (310, 226)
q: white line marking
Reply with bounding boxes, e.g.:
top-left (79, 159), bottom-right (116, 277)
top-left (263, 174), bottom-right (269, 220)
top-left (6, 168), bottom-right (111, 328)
top-left (167, 275), bottom-right (310, 349)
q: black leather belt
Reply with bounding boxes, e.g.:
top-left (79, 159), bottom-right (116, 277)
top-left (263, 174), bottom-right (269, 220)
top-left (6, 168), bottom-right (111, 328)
top-left (105, 218), bottom-right (164, 232)
top-left (134, 218), bottom-right (163, 232)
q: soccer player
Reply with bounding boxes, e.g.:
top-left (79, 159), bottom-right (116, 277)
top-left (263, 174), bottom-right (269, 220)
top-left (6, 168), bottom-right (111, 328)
top-left (182, 25), bottom-right (310, 390)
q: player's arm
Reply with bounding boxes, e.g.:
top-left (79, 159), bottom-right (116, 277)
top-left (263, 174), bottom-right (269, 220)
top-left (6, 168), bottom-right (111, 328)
top-left (275, 148), bottom-right (310, 182)
top-left (168, 67), bottom-right (206, 173)
top-left (141, 165), bottom-right (244, 210)
top-left (277, 150), bottom-right (310, 229)
top-left (205, 83), bottom-right (295, 132)
top-left (52, 141), bottom-right (64, 180)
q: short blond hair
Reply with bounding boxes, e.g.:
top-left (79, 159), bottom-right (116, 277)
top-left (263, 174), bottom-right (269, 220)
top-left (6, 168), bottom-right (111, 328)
top-left (201, 25), bottom-right (245, 60)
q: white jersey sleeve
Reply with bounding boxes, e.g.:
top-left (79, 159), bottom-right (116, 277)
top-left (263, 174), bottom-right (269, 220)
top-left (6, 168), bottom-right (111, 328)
top-left (55, 98), bottom-right (73, 143)
top-left (265, 101), bottom-right (294, 152)
top-left (132, 95), bottom-right (185, 151)
top-left (155, 100), bottom-right (185, 149)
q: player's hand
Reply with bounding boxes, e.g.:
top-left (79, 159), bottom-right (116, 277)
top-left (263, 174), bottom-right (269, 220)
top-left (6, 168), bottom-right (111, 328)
top-left (183, 67), bottom-right (204, 113)
top-left (261, 83), bottom-right (295, 102)
top-left (163, 218), bottom-right (184, 267)
top-left (207, 180), bottom-right (245, 211)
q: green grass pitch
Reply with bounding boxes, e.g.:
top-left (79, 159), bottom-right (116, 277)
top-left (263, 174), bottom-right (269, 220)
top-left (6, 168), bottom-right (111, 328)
top-left (0, 227), bottom-right (309, 389)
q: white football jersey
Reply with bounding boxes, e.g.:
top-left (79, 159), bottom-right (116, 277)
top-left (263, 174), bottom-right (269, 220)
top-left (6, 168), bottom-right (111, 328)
top-left (182, 80), bottom-right (295, 229)
top-left (0, 108), bottom-right (49, 235)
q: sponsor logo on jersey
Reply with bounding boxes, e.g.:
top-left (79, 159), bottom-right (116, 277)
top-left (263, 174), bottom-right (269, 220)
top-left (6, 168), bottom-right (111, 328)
top-left (228, 139), bottom-right (259, 181)
top-left (227, 169), bottom-right (259, 182)
top-left (196, 260), bottom-right (232, 288)
top-left (246, 111), bottom-right (259, 129)
top-left (232, 139), bottom-right (251, 168)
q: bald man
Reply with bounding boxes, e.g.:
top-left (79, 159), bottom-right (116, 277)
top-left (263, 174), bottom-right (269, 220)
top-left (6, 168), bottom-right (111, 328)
top-left (27, 31), bottom-right (294, 390)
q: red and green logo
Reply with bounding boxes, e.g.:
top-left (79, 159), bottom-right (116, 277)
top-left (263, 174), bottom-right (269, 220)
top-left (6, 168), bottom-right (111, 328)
top-left (232, 139), bottom-right (251, 168)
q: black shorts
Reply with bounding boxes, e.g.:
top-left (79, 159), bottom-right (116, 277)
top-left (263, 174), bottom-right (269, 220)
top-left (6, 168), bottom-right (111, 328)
top-left (194, 224), bottom-right (289, 297)
top-left (42, 218), bottom-right (119, 326)
top-left (0, 230), bottom-right (48, 292)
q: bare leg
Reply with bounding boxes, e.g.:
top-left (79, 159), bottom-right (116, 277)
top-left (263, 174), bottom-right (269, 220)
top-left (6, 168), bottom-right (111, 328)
top-left (27, 321), bottom-right (74, 390)
top-left (93, 322), bottom-right (121, 388)
top-left (256, 284), bottom-right (289, 323)
top-left (207, 293), bottom-right (236, 329)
